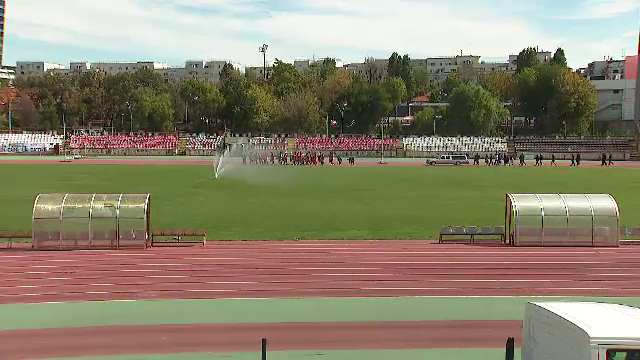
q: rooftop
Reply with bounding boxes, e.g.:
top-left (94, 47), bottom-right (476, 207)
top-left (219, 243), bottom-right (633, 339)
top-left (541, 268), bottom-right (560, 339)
top-left (533, 302), bottom-right (640, 341)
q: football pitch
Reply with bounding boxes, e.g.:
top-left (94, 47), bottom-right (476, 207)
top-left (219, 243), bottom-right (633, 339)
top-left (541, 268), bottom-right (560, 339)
top-left (1, 163), bottom-right (639, 240)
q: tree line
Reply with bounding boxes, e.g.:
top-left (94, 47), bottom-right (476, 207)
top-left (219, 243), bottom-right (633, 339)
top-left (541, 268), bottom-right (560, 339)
top-left (1, 46), bottom-right (597, 137)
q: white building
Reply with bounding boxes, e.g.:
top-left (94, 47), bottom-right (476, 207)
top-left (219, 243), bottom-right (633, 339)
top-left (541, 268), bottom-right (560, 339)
top-left (15, 60), bottom-right (241, 83)
top-left (507, 51), bottom-right (552, 72)
top-left (16, 61), bottom-right (65, 76)
top-left (583, 58), bottom-right (626, 80)
top-left (293, 58), bottom-right (344, 73)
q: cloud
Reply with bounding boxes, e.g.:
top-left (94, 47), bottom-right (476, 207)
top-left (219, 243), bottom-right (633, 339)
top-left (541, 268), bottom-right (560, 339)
top-left (557, 0), bottom-right (640, 19)
top-left (5, 0), bottom-right (636, 70)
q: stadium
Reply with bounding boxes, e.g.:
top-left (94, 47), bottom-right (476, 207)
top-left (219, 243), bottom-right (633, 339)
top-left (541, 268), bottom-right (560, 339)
top-left (2, 129), bottom-right (640, 359)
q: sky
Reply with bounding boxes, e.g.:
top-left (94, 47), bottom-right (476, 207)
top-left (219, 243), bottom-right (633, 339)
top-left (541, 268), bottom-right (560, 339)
top-left (4, 0), bottom-right (639, 70)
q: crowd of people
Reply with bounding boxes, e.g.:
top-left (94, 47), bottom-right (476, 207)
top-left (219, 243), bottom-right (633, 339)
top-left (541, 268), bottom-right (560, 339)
top-left (243, 151), bottom-right (356, 166)
top-left (469, 152), bottom-right (616, 167)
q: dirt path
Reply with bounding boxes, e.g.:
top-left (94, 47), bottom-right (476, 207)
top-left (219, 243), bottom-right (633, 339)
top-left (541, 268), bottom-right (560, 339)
top-left (0, 320), bottom-right (521, 359)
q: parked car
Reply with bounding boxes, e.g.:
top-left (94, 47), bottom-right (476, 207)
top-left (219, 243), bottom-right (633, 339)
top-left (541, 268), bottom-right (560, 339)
top-left (426, 154), bottom-right (469, 166)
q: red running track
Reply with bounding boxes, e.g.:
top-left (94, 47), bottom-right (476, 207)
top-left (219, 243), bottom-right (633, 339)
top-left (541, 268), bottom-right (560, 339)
top-left (2, 241), bottom-right (640, 304)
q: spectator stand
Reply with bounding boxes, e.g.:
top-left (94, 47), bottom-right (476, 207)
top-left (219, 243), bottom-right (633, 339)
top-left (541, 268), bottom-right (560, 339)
top-left (513, 136), bottom-right (635, 161)
top-left (69, 134), bottom-right (178, 156)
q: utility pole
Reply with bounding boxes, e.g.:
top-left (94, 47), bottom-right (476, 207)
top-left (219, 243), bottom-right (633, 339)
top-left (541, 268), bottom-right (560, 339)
top-left (259, 44), bottom-right (269, 80)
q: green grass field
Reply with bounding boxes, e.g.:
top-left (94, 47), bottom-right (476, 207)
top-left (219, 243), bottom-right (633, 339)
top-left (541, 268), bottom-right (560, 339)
top-left (1, 164), bottom-right (639, 240)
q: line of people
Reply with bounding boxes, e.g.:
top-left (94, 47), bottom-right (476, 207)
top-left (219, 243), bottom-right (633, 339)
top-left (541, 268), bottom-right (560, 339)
top-left (243, 151), bottom-right (356, 166)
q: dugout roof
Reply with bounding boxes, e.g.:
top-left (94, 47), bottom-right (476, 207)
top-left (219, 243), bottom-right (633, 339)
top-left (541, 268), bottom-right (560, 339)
top-left (505, 193), bottom-right (619, 247)
top-left (32, 194), bottom-right (150, 250)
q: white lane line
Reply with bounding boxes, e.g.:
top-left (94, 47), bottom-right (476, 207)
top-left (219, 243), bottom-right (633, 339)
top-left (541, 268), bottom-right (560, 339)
top-left (120, 269), bottom-right (161, 272)
top-left (146, 275), bottom-right (189, 279)
top-left (186, 289), bottom-right (236, 292)
top-left (185, 258), bottom-right (247, 260)
top-left (360, 287), bottom-right (626, 291)
top-left (105, 254), bottom-right (152, 256)
top-left (139, 264), bottom-right (184, 266)
top-left (205, 281), bottom-right (256, 284)
top-left (85, 291), bottom-right (109, 294)
top-left (31, 266), bottom-right (58, 268)
top-left (26, 272), bottom-right (49, 274)
top-left (48, 277), bottom-right (72, 280)
top-left (335, 251), bottom-right (603, 255)
top-left (292, 267), bottom-right (381, 270)
top-left (90, 284), bottom-right (116, 286)
top-left (49, 260), bottom-right (78, 262)
top-left (313, 273), bottom-right (391, 276)
top-left (369, 261), bottom-right (596, 264)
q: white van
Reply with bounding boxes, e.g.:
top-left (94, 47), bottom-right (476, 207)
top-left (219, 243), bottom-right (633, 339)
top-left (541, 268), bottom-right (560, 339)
top-left (426, 154), bottom-right (469, 166)
top-left (523, 302), bottom-right (640, 360)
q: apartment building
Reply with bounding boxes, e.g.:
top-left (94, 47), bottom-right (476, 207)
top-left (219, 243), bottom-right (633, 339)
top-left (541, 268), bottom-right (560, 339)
top-left (584, 56), bottom-right (638, 132)
top-left (343, 51), bottom-right (550, 84)
top-left (16, 61), bottom-right (65, 76)
top-left (15, 60), bottom-right (241, 83)
top-left (293, 58), bottom-right (344, 73)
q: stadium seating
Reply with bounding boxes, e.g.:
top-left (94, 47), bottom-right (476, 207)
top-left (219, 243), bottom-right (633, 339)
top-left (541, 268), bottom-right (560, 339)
top-left (514, 137), bottom-right (633, 154)
top-left (0, 133), bottom-right (64, 153)
top-left (295, 136), bottom-right (399, 151)
top-left (403, 137), bottom-right (508, 153)
top-left (70, 135), bottom-right (178, 149)
top-left (186, 134), bottom-right (224, 150)
top-left (249, 137), bottom-right (286, 150)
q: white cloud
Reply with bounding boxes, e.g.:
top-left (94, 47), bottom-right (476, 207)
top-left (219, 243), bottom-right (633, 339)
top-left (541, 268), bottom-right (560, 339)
top-left (5, 0), bottom-right (636, 70)
top-left (558, 0), bottom-right (640, 19)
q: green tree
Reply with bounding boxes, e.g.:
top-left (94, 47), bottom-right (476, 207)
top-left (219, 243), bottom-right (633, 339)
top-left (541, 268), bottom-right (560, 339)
top-left (480, 71), bottom-right (514, 102)
top-left (270, 59), bottom-right (301, 99)
top-left (446, 82), bottom-right (509, 135)
top-left (383, 77), bottom-right (407, 107)
top-left (409, 107), bottom-right (435, 135)
top-left (179, 79), bottom-right (224, 132)
top-left (278, 90), bottom-right (324, 134)
top-left (219, 70), bottom-right (251, 132)
top-left (517, 47), bottom-right (541, 73)
top-left (246, 83), bottom-right (279, 133)
top-left (388, 52), bottom-right (402, 78)
top-left (344, 80), bottom-right (393, 134)
top-left (552, 48), bottom-right (568, 68)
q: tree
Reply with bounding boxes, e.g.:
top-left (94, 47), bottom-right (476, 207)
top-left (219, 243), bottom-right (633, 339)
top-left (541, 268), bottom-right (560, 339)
top-left (552, 48), bottom-right (568, 68)
top-left (246, 83), bottom-right (279, 133)
top-left (278, 90), bottom-right (324, 134)
top-left (480, 71), bottom-right (515, 102)
top-left (344, 80), bottom-right (393, 134)
top-left (409, 107), bottom-right (435, 135)
top-left (388, 52), bottom-right (402, 78)
top-left (382, 77), bottom-right (407, 107)
top-left (270, 59), bottom-right (301, 99)
top-left (178, 79), bottom-right (224, 132)
top-left (316, 69), bottom-right (353, 124)
top-left (219, 70), bottom-right (251, 132)
top-left (446, 82), bottom-right (509, 135)
top-left (441, 74), bottom-right (465, 100)
top-left (516, 47), bottom-right (541, 73)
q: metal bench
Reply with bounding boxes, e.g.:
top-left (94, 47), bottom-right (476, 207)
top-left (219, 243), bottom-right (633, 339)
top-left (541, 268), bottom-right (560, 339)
top-left (439, 226), bottom-right (469, 243)
top-left (151, 229), bottom-right (206, 247)
top-left (471, 226), bottom-right (506, 244)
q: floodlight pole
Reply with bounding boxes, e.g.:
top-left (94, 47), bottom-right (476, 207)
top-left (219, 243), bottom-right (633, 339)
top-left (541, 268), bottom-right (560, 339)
top-left (259, 44), bottom-right (269, 80)
top-left (380, 118), bottom-right (385, 164)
